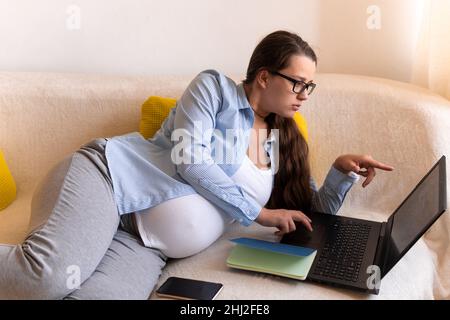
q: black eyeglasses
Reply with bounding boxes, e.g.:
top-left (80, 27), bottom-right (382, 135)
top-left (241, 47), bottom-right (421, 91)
top-left (269, 70), bottom-right (316, 95)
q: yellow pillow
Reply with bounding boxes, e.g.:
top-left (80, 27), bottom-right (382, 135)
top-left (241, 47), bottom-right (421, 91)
top-left (0, 150), bottom-right (16, 210)
top-left (293, 111), bottom-right (309, 143)
top-left (140, 96), bottom-right (177, 140)
top-left (139, 96), bottom-right (308, 142)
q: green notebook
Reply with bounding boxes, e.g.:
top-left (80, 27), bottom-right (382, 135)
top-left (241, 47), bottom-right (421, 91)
top-left (226, 237), bottom-right (317, 280)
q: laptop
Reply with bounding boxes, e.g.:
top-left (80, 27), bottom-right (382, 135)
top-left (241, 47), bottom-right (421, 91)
top-left (281, 155), bottom-right (447, 294)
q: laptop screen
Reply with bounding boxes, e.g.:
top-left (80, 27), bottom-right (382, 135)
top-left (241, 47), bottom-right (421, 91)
top-left (383, 156), bottom-right (447, 276)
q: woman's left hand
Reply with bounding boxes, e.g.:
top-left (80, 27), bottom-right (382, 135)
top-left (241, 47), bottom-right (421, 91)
top-left (333, 154), bottom-right (395, 188)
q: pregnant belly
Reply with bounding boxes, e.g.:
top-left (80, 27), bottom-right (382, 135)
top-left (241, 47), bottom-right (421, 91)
top-left (134, 194), bottom-right (235, 258)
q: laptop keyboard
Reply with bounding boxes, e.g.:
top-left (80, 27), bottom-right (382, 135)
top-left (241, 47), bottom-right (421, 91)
top-left (312, 220), bottom-right (372, 282)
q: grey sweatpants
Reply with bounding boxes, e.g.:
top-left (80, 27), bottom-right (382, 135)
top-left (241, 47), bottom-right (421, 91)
top-left (0, 138), bottom-right (167, 299)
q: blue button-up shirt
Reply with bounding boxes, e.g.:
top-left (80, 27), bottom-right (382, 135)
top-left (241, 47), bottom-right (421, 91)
top-left (105, 69), bottom-right (359, 226)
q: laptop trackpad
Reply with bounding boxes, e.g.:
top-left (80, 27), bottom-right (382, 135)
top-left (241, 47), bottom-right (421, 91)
top-left (281, 213), bottom-right (331, 250)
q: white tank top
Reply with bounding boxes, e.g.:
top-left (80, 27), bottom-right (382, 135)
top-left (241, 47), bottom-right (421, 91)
top-left (134, 155), bottom-right (274, 258)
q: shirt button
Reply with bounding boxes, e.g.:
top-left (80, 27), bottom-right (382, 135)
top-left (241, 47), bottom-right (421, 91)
top-left (238, 218), bottom-right (243, 223)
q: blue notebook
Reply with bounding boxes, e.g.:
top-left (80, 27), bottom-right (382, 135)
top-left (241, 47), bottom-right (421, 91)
top-left (226, 237), bottom-right (317, 280)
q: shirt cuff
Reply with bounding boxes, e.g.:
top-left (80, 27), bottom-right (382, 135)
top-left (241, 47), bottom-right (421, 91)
top-left (237, 195), bottom-right (263, 227)
top-left (324, 165), bottom-right (360, 194)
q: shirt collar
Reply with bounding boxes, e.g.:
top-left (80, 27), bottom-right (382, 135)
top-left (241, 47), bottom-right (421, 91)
top-left (237, 83), bottom-right (252, 110)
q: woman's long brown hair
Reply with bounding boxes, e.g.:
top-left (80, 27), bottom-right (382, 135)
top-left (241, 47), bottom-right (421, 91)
top-left (243, 30), bottom-right (317, 213)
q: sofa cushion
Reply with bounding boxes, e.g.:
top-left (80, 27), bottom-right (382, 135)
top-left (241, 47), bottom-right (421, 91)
top-left (0, 150), bottom-right (16, 210)
top-left (139, 96), bottom-right (309, 141)
top-left (140, 96), bottom-right (177, 139)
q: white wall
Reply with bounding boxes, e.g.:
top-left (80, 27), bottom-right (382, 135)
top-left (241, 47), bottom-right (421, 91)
top-left (0, 0), bottom-right (424, 82)
top-left (317, 0), bottom-right (423, 82)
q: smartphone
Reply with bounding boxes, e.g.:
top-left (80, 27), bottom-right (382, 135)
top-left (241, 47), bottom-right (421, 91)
top-left (155, 276), bottom-right (223, 300)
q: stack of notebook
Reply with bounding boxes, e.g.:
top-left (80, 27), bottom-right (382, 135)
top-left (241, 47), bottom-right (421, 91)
top-left (226, 237), bottom-right (317, 280)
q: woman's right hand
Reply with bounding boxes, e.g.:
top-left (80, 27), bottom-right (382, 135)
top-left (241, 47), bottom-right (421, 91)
top-left (255, 207), bottom-right (313, 236)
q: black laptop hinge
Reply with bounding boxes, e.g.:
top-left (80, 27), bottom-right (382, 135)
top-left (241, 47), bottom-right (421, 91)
top-left (373, 222), bottom-right (386, 272)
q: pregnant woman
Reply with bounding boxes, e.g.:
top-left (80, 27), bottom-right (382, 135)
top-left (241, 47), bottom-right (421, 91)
top-left (0, 30), bottom-right (393, 299)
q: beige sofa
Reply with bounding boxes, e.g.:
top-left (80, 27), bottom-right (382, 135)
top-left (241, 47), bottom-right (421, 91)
top-left (1, 71), bottom-right (449, 299)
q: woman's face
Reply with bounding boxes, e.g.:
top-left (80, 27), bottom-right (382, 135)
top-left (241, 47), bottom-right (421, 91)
top-left (260, 54), bottom-right (316, 118)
